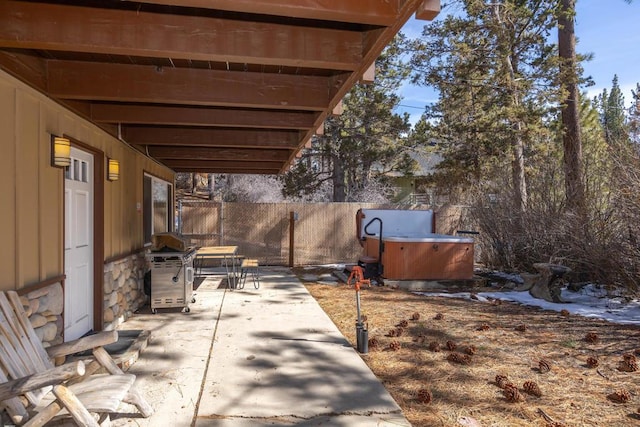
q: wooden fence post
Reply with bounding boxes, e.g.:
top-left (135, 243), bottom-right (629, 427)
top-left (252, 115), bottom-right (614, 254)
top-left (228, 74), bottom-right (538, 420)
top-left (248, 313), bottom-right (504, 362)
top-left (289, 211), bottom-right (295, 267)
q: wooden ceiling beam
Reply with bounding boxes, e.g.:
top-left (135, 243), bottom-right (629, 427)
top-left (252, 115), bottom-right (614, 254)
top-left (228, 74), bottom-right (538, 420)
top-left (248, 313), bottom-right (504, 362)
top-left (415, 0), bottom-right (441, 21)
top-left (90, 104), bottom-right (317, 130)
top-left (121, 0), bottom-right (400, 26)
top-left (283, 0), bottom-right (425, 172)
top-left (0, 1), bottom-right (361, 71)
top-left (172, 167), bottom-right (280, 175)
top-left (0, 51), bottom-right (47, 91)
top-left (148, 146), bottom-right (291, 161)
top-left (164, 160), bottom-right (282, 170)
top-left (47, 61), bottom-right (331, 111)
top-left (123, 127), bottom-right (301, 149)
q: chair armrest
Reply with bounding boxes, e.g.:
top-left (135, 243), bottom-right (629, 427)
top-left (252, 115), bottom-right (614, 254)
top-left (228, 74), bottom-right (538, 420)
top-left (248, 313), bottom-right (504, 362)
top-left (46, 331), bottom-right (118, 359)
top-left (0, 361), bottom-right (85, 401)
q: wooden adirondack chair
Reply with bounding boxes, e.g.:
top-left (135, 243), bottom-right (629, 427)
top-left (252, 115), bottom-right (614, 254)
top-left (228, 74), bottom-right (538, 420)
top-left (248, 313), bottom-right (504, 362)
top-left (0, 291), bottom-right (153, 426)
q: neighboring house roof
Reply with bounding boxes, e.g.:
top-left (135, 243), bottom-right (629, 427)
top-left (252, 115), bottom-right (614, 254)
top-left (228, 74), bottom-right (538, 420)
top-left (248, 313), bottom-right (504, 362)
top-left (409, 150), bottom-right (444, 177)
top-left (0, 0), bottom-right (439, 175)
top-left (382, 149), bottom-right (444, 177)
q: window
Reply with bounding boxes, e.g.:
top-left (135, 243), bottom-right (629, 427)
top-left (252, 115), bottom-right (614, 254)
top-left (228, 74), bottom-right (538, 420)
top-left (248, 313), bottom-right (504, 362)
top-left (143, 174), bottom-right (173, 244)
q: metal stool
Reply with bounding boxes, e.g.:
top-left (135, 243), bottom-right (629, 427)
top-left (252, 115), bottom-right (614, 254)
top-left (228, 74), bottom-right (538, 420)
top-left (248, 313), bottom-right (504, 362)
top-left (240, 259), bottom-right (260, 289)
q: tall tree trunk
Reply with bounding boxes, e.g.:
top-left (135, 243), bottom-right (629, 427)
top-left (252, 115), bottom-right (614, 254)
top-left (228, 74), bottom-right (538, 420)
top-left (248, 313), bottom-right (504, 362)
top-left (507, 54), bottom-right (527, 213)
top-left (558, 0), bottom-right (586, 214)
top-left (191, 172), bottom-right (197, 194)
top-left (332, 154), bottom-right (346, 202)
top-left (207, 173), bottom-right (215, 200)
top-left (493, 2), bottom-right (527, 212)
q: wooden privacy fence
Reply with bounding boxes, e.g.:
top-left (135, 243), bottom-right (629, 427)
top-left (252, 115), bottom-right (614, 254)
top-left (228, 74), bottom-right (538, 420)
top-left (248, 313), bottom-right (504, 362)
top-left (178, 201), bottom-right (469, 266)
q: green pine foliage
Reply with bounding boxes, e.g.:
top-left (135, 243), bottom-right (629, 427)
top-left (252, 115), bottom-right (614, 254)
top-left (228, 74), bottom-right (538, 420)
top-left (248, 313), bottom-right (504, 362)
top-left (409, 0), bottom-right (558, 211)
top-left (281, 35), bottom-right (416, 202)
top-left (594, 75), bottom-right (629, 145)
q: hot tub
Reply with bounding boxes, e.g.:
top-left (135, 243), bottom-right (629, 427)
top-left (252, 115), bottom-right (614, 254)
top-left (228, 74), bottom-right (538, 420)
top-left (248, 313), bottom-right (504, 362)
top-left (357, 209), bottom-right (474, 280)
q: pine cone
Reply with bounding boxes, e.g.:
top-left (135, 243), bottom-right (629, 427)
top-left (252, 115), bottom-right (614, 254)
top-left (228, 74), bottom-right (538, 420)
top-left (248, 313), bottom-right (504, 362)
top-left (464, 345), bottom-right (477, 356)
top-left (434, 313), bottom-right (444, 320)
top-left (428, 341), bottom-right (441, 352)
top-left (416, 388), bottom-right (432, 404)
top-left (411, 312), bottom-right (421, 321)
top-left (608, 389), bottom-right (631, 403)
top-left (446, 340), bottom-right (457, 351)
top-left (523, 381), bottom-right (542, 397)
top-left (477, 323), bottom-right (490, 331)
top-left (538, 359), bottom-right (552, 373)
top-left (394, 327), bottom-right (404, 337)
top-left (388, 341), bottom-right (401, 351)
top-left (386, 328), bottom-right (397, 337)
top-left (586, 356), bottom-right (599, 368)
top-left (368, 337), bottom-right (380, 350)
top-left (584, 332), bottom-right (599, 344)
top-left (503, 384), bottom-right (524, 402)
top-left (618, 354), bottom-right (638, 372)
top-left (495, 374), bottom-right (510, 389)
top-left (515, 324), bottom-right (527, 332)
top-left (447, 352), bottom-right (471, 364)
top-left (397, 319), bottom-right (409, 328)
top-left (560, 309), bottom-right (570, 317)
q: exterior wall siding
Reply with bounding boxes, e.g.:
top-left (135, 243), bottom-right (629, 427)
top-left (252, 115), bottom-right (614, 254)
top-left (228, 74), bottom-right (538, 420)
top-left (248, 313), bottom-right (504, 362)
top-left (0, 69), bottom-right (173, 337)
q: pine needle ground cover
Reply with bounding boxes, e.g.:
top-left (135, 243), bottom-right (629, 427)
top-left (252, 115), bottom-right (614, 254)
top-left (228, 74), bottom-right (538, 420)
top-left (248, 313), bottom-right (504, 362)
top-left (300, 270), bottom-right (640, 427)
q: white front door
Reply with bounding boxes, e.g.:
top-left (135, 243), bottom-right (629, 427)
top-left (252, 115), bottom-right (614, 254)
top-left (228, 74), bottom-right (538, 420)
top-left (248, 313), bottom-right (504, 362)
top-left (64, 147), bottom-right (94, 341)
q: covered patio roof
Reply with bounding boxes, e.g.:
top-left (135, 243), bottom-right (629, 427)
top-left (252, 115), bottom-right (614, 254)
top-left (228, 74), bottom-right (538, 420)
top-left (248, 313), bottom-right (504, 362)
top-left (0, 0), bottom-right (439, 174)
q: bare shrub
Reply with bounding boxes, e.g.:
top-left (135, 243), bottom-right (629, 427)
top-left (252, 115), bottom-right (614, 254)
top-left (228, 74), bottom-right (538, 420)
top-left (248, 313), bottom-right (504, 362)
top-left (467, 141), bottom-right (640, 292)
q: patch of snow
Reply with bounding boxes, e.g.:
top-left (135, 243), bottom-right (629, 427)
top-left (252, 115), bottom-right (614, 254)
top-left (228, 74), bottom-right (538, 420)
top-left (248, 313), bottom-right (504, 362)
top-left (416, 284), bottom-right (640, 325)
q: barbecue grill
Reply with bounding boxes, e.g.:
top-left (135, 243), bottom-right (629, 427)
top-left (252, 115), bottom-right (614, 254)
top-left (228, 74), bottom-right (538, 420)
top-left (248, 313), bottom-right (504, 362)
top-left (146, 234), bottom-right (196, 313)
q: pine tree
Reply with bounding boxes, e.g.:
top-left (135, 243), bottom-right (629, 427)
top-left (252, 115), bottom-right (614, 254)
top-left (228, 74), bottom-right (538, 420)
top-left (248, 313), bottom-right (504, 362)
top-left (409, 0), bottom-right (558, 211)
top-left (281, 35), bottom-right (414, 202)
top-left (595, 75), bottom-right (629, 145)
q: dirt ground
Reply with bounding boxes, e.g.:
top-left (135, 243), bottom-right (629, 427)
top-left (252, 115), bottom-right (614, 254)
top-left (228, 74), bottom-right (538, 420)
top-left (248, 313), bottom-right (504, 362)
top-left (296, 268), bottom-right (640, 427)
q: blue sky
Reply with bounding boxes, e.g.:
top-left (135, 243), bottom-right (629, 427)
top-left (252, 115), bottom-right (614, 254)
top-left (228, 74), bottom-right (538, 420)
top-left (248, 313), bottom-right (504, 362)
top-left (397, 1), bottom-right (640, 123)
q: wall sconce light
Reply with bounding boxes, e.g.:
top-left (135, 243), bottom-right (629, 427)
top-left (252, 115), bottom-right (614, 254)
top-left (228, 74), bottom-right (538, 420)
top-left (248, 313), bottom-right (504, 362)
top-left (51, 136), bottom-right (71, 168)
top-left (107, 158), bottom-right (120, 181)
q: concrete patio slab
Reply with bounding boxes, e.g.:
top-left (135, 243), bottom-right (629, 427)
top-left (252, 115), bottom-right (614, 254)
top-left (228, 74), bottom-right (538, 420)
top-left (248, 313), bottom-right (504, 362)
top-left (112, 268), bottom-right (409, 427)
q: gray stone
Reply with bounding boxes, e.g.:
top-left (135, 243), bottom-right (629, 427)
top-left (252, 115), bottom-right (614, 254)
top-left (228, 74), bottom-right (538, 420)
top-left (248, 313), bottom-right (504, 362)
top-left (111, 267), bottom-right (118, 281)
top-left (28, 298), bottom-right (39, 316)
top-left (41, 323), bottom-right (57, 342)
top-left (108, 291), bottom-right (118, 306)
top-left (117, 272), bottom-right (127, 289)
top-left (104, 307), bottom-right (115, 322)
top-left (27, 287), bottom-right (49, 300)
top-left (46, 283), bottom-right (64, 315)
top-left (301, 274), bottom-right (318, 282)
top-left (104, 276), bottom-right (114, 294)
top-left (29, 314), bottom-right (47, 328)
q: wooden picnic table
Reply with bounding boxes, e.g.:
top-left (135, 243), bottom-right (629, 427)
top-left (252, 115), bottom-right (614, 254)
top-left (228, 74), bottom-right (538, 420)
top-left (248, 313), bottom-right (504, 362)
top-left (194, 246), bottom-right (240, 288)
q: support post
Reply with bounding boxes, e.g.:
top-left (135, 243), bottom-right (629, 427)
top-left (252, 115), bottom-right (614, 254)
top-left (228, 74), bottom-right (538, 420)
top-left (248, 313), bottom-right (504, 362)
top-left (289, 211), bottom-right (295, 267)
